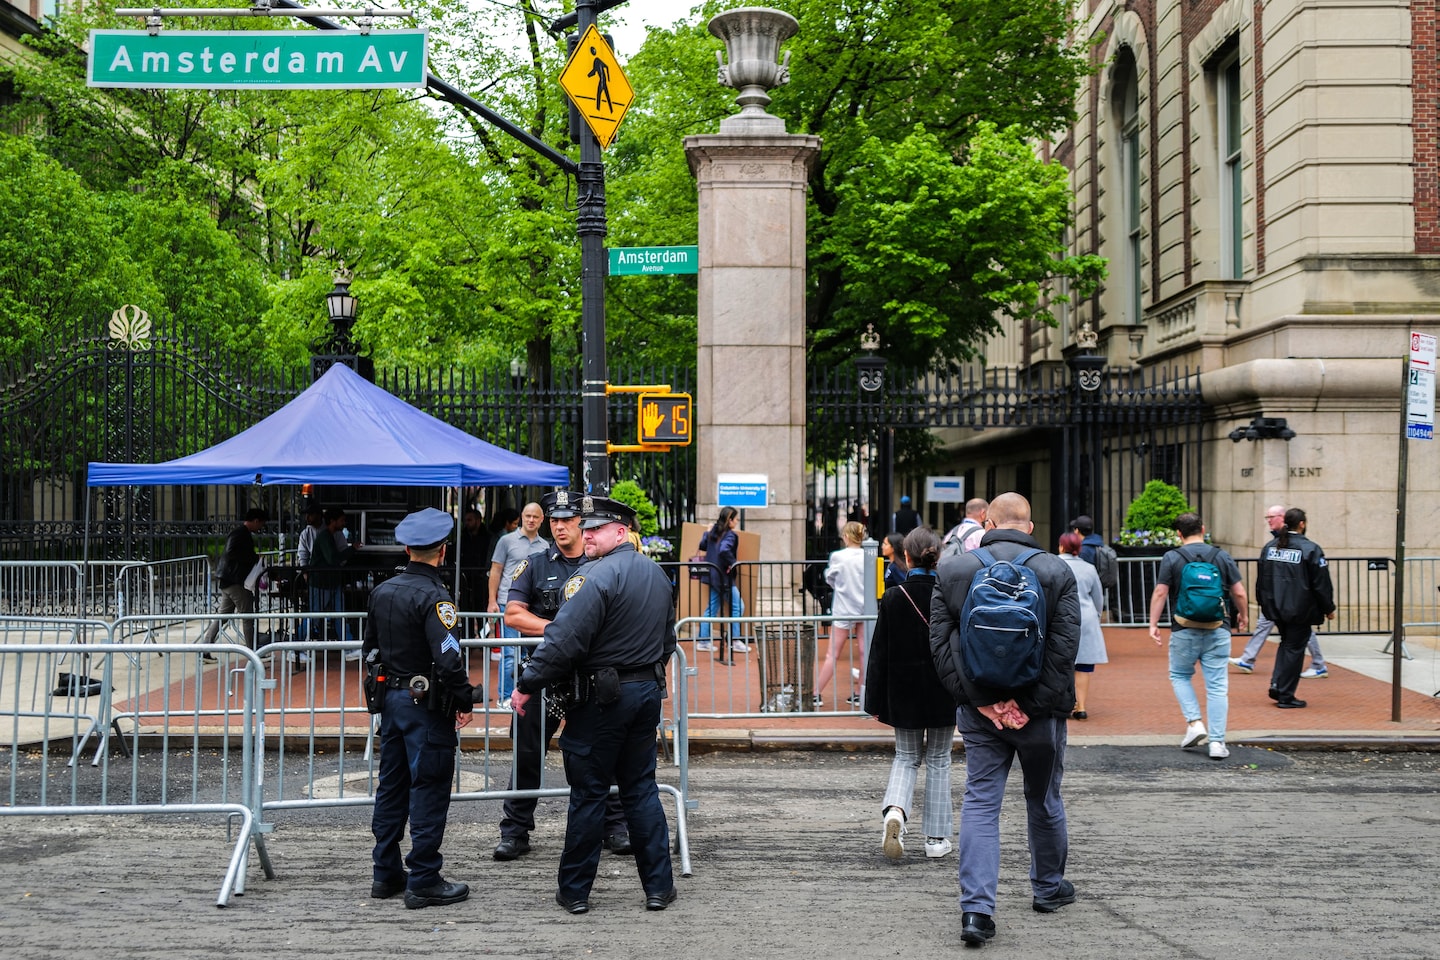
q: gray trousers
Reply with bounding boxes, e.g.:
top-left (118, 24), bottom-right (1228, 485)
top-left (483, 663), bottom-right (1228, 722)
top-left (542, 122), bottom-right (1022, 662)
top-left (199, 584), bottom-right (256, 646)
top-left (956, 707), bottom-right (1068, 915)
top-left (1240, 613), bottom-right (1323, 668)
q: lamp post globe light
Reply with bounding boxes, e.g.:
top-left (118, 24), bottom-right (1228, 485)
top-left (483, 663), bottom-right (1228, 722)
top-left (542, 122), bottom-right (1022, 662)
top-left (312, 266), bottom-right (372, 382)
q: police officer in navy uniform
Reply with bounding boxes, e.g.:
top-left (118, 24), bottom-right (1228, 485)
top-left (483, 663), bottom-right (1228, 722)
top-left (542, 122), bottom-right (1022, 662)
top-left (493, 490), bottom-right (631, 861)
top-left (365, 507), bottom-right (479, 909)
top-left (512, 495), bottom-right (678, 914)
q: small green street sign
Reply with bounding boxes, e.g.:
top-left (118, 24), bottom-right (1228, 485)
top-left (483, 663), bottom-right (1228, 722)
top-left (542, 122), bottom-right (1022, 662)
top-left (87, 30), bottom-right (428, 90)
top-left (608, 246), bottom-right (699, 276)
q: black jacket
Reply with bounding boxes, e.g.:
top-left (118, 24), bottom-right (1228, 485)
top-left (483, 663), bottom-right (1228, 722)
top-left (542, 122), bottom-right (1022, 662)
top-left (517, 542), bottom-right (677, 694)
top-left (928, 529), bottom-right (1080, 718)
top-left (363, 561), bottom-right (477, 707)
top-left (864, 575), bottom-right (957, 728)
top-left (1257, 532), bottom-right (1335, 626)
top-left (216, 524), bottom-right (260, 588)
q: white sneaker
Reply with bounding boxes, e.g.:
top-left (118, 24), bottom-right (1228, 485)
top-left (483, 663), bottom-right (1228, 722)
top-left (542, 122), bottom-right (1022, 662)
top-left (730, 640), bottom-right (750, 652)
top-left (882, 808), bottom-right (905, 860)
top-left (924, 837), bottom-right (953, 859)
top-left (1300, 666), bottom-right (1329, 679)
top-left (694, 640), bottom-right (714, 652)
top-left (497, 697), bottom-right (512, 711)
top-left (1181, 720), bottom-right (1207, 748)
top-left (1209, 741), bottom-right (1230, 760)
top-left (343, 648), bottom-right (362, 662)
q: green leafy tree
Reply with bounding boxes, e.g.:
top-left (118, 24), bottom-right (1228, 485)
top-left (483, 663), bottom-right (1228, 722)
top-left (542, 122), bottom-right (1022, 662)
top-left (614, 0), bottom-right (1104, 372)
top-left (609, 479), bottom-right (660, 536)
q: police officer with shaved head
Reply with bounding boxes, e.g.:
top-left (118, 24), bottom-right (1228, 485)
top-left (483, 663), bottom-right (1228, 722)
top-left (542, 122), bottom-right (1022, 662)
top-left (513, 495), bottom-right (678, 915)
top-left (365, 507), bottom-right (479, 910)
top-left (493, 490), bottom-right (630, 862)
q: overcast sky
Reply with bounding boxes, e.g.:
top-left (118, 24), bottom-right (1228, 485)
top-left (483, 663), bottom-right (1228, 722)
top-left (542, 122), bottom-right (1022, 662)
top-left (597, 0), bottom-right (701, 56)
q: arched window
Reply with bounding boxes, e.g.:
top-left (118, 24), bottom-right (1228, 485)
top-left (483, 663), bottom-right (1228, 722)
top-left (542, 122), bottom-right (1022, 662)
top-left (1112, 50), bottom-right (1142, 324)
top-left (1216, 49), bottom-right (1244, 279)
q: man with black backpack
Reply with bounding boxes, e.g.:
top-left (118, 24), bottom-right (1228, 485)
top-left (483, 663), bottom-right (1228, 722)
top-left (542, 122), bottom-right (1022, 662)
top-left (1147, 513), bottom-right (1248, 761)
top-left (929, 492), bottom-right (1081, 948)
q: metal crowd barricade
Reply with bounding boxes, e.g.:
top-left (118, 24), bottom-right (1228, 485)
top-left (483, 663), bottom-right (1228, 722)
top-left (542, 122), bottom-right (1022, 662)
top-left (676, 614), bottom-right (873, 718)
top-left (0, 618), bottom-right (271, 907)
top-left (1109, 554), bottom-right (1395, 633)
top-left (0, 561), bottom-right (86, 622)
top-left (252, 630), bottom-right (692, 878)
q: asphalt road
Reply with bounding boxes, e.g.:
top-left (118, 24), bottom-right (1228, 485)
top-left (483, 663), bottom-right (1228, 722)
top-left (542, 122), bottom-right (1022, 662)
top-left (1, 746), bottom-right (1437, 959)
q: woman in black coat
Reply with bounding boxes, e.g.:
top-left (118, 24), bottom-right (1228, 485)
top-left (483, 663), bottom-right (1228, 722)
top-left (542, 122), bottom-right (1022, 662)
top-left (864, 526), bottom-right (958, 861)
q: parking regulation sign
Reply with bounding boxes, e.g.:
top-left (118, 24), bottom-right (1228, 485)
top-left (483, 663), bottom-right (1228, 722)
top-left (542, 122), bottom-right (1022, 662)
top-left (1408, 331), bottom-right (1436, 440)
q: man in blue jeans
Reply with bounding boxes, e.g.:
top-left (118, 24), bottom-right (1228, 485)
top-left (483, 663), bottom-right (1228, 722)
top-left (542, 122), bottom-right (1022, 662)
top-left (1147, 512), bottom-right (1249, 760)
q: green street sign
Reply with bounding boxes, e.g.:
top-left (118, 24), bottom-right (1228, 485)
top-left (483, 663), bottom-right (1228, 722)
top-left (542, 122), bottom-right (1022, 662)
top-left (608, 246), bottom-right (699, 276)
top-left (87, 30), bottom-right (428, 90)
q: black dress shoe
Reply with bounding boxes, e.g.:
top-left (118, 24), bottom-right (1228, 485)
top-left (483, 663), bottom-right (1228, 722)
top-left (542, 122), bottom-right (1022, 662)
top-left (555, 891), bottom-right (590, 914)
top-left (404, 879), bottom-right (469, 909)
top-left (1276, 697), bottom-right (1308, 708)
top-left (1268, 687), bottom-right (1283, 701)
top-left (1071, 710), bottom-right (1088, 720)
top-left (1032, 878), bottom-right (1076, 912)
top-left (370, 878), bottom-right (406, 899)
top-left (961, 912), bottom-right (996, 946)
top-left (603, 832), bottom-right (633, 855)
top-left (493, 836), bottom-right (531, 861)
top-left (645, 888), bottom-right (678, 911)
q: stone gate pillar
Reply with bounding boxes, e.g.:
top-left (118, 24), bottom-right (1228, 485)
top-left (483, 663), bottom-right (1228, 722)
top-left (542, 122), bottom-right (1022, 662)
top-left (684, 8), bottom-right (819, 565)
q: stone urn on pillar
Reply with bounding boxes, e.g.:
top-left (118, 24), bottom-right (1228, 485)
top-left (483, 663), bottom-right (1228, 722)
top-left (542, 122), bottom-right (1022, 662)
top-left (709, 7), bottom-right (799, 134)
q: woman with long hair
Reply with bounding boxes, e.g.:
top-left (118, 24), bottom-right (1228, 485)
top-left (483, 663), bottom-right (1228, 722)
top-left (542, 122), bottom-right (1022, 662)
top-left (696, 506), bottom-right (746, 663)
top-left (1256, 507), bottom-right (1336, 707)
top-left (1056, 531), bottom-right (1108, 719)
top-left (865, 527), bottom-right (957, 860)
top-left (815, 521), bottom-right (868, 706)
top-left (882, 532), bottom-right (907, 590)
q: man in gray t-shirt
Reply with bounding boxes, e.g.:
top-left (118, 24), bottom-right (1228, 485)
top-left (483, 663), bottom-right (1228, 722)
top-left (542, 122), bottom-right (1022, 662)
top-left (487, 502), bottom-right (548, 702)
top-left (1147, 512), bottom-right (1248, 760)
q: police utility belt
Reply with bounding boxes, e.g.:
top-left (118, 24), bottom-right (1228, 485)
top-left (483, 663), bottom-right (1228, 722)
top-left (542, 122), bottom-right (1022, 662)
top-left (567, 663), bottom-right (666, 707)
top-left (363, 658), bottom-right (456, 715)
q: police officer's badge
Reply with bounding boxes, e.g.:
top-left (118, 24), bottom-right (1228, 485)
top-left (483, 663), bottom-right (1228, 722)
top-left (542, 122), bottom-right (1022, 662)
top-left (435, 601), bottom-right (458, 630)
top-left (563, 574), bottom-right (586, 601)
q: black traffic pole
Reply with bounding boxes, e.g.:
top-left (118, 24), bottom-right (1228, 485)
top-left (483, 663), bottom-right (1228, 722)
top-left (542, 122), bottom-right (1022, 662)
top-left (571, 0), bottom-right (610, 495)
top-left (276, 0), bottom-right (615, 493)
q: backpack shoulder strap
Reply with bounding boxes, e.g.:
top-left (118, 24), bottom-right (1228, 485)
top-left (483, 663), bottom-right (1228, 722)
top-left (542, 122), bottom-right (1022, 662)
top-left (969, 546), bottom-right (994, 566)
top-left (1011, 547), bottom-right (1044, 568)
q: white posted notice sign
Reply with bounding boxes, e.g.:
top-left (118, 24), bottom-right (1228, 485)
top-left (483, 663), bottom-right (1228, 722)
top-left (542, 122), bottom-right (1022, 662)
top-left (1407, 332), bottom-right (1436, 440)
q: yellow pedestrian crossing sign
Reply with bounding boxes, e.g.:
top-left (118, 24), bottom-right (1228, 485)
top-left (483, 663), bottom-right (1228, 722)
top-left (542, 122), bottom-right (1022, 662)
top-left (559, 24), bottom-right (632, 149)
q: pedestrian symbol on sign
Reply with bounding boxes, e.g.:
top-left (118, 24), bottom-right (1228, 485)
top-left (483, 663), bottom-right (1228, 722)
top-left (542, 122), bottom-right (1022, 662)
top-left (558, 25), bottom-right (633, 149)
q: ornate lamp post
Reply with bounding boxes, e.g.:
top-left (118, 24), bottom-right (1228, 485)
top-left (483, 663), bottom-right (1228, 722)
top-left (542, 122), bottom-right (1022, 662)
top-left (1064, 321), bottom-right (1107, 527)
top-left (855, 324), bottom-right (892, 539)
top-left (311, 267), bottom-right (373, 382)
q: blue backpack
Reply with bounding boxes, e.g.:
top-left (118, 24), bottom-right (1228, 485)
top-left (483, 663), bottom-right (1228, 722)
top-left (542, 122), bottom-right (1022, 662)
top-left (957, 547), bottom-right (1048, 690)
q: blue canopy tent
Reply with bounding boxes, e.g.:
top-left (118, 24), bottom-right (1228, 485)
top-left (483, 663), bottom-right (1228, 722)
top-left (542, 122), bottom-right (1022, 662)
top-left (88, 362), bottom-right (569, 488)
top-left (85, 362), bottom-right (569, 574)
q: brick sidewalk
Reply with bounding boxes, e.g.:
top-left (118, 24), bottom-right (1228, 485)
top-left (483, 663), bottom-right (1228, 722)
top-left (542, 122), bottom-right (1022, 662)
top-left (684, 626), bottom-right (1440, 748)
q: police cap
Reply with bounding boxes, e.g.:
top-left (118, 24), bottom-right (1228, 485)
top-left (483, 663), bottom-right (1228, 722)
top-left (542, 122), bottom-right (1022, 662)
top-left (541, 489), bottom-right (584, 519)
top-left (394, 507), bottom-right (454, 548)
top-left (578, 495), bottom-right (638, 531)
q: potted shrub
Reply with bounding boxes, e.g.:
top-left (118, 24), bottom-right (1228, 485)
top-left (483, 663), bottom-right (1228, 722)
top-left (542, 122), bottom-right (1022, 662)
top-left (1113, 479), bottom-right (1193, 621)
top-left (1116, 479), bottom-right (1191, 549)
